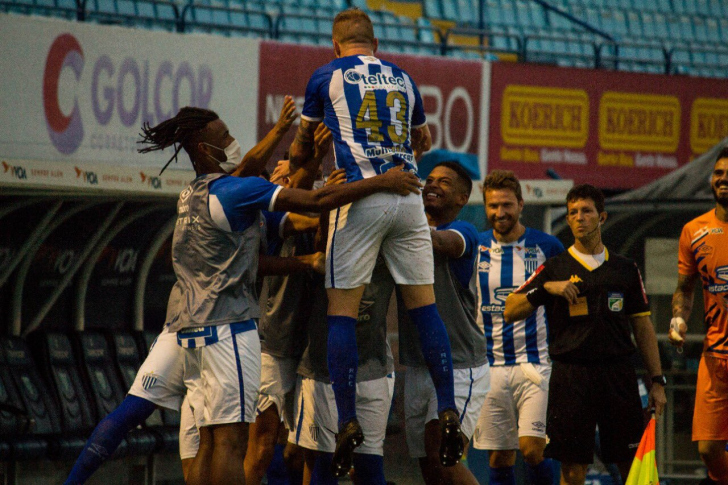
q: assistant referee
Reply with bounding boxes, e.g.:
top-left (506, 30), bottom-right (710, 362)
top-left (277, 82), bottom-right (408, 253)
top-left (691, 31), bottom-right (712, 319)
top-left (504, 184), bottom-right (667, 485)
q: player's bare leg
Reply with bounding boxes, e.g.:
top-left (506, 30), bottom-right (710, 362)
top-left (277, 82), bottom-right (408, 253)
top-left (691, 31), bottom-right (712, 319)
top-left (244, 405), bottom-right (280, 484)
top-left (399, 284), bottom-right (462, 467)
top-left (209, 423), bottom-right (249, 485)
top-left (188, 426), bottom-right (214, 485)
top-left (560, 462), bottom-right (588, 485)
top-left (327, 285), bottom-right (367, 477)
top-left (420, 419), bottom-right (478, 484)
top-left (699, 440), bottom-right (728, 485)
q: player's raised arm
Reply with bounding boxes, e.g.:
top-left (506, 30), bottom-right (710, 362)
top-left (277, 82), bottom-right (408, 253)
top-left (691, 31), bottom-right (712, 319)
top-left (232, 95), bottom-right (298, 178)
top-left (289, 124), bottom-right (333, 189)
top-left (289, 118), bottom-right (321, 172)
top-left (411, 125), bottom-right (432, 160)
top-left (273, 166), bottom-right (421, 213)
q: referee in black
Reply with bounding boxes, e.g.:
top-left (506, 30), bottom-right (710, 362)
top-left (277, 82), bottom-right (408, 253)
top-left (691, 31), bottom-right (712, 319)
top-left (504, 184), bottom-right (667, 485)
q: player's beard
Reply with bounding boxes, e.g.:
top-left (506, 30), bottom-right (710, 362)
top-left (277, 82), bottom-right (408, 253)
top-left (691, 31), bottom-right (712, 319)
top-left (712, 184), bottom-right (728, 207)
top-left (490, 215), bottom-right (517, 237)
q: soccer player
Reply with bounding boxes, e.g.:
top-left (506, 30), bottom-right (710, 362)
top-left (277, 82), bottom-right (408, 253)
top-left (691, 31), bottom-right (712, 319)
top-left (63, 99), bottom-right (299, 485)
top-left (398, 162), bottom-right (488, 485)
top-left (288, 8), bottom-right (460, 475)
top-left (136, 106), bottom-right (421, 485)
top-left (290, 254), bottom-right (395, 485)
top-left (504, 184), bottom-right (667, 485)
top-left (471, 170), bottom-right (563, 485)
top-left (668, 148), bottom-right (728, 485)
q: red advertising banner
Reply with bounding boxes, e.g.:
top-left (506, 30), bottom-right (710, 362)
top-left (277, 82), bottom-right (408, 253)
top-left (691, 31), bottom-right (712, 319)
top-left (488, 62), bottom-right (728, 189)
top-left (257, 41), bottom-right (483, 170)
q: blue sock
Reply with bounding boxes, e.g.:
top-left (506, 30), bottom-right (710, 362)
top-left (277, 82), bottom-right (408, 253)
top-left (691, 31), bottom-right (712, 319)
top-left (490, 465), bottom-right (516, 485)
top-left (352, 453), bottom-right (385, 485)
top-left (527, 459), bottom-right (555, 485)
top-left (327, 315), bottom-right (358, 426)
top-left (407, 303), bottom-right (456, 413)
top-left (312, 452), bottom-right (338, 485)
top-left (65, 395), bottom-right (156, 485)
top-left (266, 444), bottom-right (290, 485)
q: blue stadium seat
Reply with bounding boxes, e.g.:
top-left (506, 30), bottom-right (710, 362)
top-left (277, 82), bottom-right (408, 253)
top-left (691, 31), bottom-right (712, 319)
top-left (719, 18), bottom-right (728, 43)
top-left (652, 12), bottom-right (669, 38)
top-left (499, 1), bottom-right (518, 26)
top-left (422, 0), bottom-right (441, 17)
top-left (441, 0), bottom-right (457, 21)
top-left (457, 0), bottom-right (475, 24)
top-left (484, 0), bottom-right (503, 25)
top-left (528, 2), bottom-right (546, 27)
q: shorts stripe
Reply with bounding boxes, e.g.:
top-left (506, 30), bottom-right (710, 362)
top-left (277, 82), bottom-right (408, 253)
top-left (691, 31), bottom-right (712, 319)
top-left (329, 207), bottom-right (341, 288)
top-left (232, 332), bottom-right (245, 418)
top-left (460, 368), bottom-right (474, 422)
top-left (295, 394), bottom-right (305, 444)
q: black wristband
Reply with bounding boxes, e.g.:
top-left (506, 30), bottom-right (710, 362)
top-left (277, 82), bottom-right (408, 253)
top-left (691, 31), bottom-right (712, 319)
top-left (525, 285), bottom-right (549, 308)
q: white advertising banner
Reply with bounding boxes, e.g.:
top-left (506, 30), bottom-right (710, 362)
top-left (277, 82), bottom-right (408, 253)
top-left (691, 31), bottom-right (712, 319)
top-left (0, 14), bottom-right (260, 169)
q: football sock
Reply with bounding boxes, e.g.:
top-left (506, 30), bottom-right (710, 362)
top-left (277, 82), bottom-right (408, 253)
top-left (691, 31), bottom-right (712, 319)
top-left (490, 465), bottom-right (516, 485)
top-left (352, 453), bottom-right (386, 485)
top-left (65, 395), bottom-right (156, 485)
top-left (408, 303), bottom-right (456, 413)
top-left (527, 459), bottom-right (555, 485)
top-left (327, 315), bottom-right (359, 426)
top-left (265, 444), bottom-right (290, 485)
top-left (312, 452), bottom-right (339, 485)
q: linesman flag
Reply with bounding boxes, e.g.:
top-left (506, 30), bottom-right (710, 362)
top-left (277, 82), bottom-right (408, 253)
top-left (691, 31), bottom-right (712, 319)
top-left (625, 416), bottom-right (659, 485)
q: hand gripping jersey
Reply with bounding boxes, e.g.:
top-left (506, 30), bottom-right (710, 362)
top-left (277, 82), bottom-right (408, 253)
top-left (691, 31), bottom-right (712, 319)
top-left (679, 210), bottom-right (728, 358)
top-left (477, 228), bottom-right (565, 366)
top-left (167, 174), bottom-right (281, 332)
top-left (301, 55), bottom-right (426, 182)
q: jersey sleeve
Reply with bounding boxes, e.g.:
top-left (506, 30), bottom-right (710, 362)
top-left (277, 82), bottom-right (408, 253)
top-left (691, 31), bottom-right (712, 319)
top-left (677, 223), bottom-right (697, 275)
top-left (262, 210), bottom-right (287, 246)
top-left (410, 78), bottom-right (426, 128)
top-left (443, 220), bottom-right (479, 260)
top-left (625, 262), bottom-right (651, 317)
top-left (301, 71), bottom-right (326, 122)
top-left (546, 236), bottom-right (566, 257)
top-left (518, 262), bottom-right (552, 307)
top-left (210, 176), bottom-right (282, 212)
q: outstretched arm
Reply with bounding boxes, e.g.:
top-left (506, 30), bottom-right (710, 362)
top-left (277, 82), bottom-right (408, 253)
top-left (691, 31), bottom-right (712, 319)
top-left (273, 166), bottom-right (421, 213)
top-left (411, 125), bottom-right (432, 160)
top-left (232, 95), bottom-right (298, 178)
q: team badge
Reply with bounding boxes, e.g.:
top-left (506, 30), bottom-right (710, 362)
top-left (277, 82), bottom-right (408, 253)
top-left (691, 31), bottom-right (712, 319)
top-left (608, 292), bottom-right (624, 312)
top-left (141, 373), bottom-right (158, 390)
top-left (309, 424), bottom-right (320, 443)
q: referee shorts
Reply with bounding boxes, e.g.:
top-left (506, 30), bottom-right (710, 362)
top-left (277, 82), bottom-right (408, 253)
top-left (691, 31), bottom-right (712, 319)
top-left (544, 359), bottom-right (644, 464)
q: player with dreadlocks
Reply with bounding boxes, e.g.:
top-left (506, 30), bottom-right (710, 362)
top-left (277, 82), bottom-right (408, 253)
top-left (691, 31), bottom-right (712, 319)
top-left (62, 99), bottom-right (306, 485)
top-left (138, 106), bottom-right (420, 485)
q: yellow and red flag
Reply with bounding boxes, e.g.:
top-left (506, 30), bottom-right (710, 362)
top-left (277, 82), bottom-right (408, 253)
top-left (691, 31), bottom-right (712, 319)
top-left (625, 416), bottom-right (659, 485)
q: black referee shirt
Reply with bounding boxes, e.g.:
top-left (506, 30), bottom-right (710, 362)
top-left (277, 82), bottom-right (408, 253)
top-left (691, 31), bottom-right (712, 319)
top-left (520, 247), bottom-right (651, 363)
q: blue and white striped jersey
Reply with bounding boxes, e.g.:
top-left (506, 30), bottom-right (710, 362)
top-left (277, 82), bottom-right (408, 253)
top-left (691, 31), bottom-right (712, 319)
top-left (301, 55), bottom-right (426, 182)
top-left (476, 228), bottom-right (565, 366)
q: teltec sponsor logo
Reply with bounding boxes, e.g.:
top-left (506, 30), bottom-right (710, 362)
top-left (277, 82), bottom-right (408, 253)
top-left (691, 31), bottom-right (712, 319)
top-left (43, 33), bottom-right (213, 155)
top-left (344, 69), bottom-right (406, 91)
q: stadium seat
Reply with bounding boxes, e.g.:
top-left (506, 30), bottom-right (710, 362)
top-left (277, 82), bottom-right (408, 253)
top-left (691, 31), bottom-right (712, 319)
top-left (422, 0), bottom-right (441, 18)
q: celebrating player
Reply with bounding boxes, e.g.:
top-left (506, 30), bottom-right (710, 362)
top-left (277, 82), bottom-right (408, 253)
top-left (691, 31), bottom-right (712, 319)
top-left (471, 170), bottom-right (563, 485)
top-left (135, 106), bottom-right (421, 485)
top-left (504, 184), bottom-right (666, 485)
top-left (669, 148), bottom-right (728, 485)
top-left (399, 162), bottom-right (488, 484)
top-left (288, 8), bottom-right (461, 476)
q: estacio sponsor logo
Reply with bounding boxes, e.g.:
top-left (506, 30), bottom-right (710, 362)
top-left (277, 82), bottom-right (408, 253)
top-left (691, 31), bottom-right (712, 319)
top-left (343, 69), bottom-right (406, 91)
top-left (481, 286), bottom-right (517, 313)
top-left (140, 171), bottom-right (163, 189)
top-left (501, 85), bottom-right (589, 148)
top-left (598, 92), bottom-right (680, 153)
top-left (74, 166), bottom-right (98, 185)
top-left (2, 161), bottom-right (27, 180)
top-left (690, 98), bottom-right (728, 154)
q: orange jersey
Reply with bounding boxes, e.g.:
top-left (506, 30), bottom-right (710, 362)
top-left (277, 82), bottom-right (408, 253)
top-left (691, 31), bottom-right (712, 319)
top-left (679, 209), bottom-right (728, 358)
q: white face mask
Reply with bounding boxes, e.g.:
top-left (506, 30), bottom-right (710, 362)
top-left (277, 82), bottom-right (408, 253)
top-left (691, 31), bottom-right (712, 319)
top-left (204, 139), bottom-right (242, 173)
top-left (312, 179), bottom-right (325, 190)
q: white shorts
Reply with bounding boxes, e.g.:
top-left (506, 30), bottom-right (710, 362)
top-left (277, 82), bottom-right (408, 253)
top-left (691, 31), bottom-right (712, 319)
top-left (128, 326), bottom-right (186, 411)
top-left (179, 395), bottom-right (200, 460)
top-left (325, 192), bottom-right (433, 289)
top-left (257, 353), bottom-right (299, 430)
top-left (472, 363), bottom-right (551, 450)
top-left (183, 325), bottom-right (261, 427)
top-left (404, 364), bottom-right (490, 458)
top-left (288, 374), bottom-right (394, 455)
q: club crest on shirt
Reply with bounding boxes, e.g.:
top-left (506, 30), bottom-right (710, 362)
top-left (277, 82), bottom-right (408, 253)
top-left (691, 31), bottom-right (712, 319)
top-left (608, 292), bottom-right (624, 312)
top-left (309, 424), bottom-right (319, 443)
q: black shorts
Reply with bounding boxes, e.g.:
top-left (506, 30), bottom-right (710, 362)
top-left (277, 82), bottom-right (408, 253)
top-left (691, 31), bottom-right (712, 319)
top-left (544, 359), bottom-right (644, 465)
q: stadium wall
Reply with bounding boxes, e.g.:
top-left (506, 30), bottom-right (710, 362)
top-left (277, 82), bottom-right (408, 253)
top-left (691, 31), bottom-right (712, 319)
top-left (2, 13), bottom-right (728, 194)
